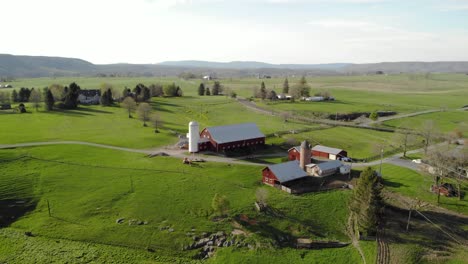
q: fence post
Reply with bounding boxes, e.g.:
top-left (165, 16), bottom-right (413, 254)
top-left (47, 199), bottom-right (51, 217)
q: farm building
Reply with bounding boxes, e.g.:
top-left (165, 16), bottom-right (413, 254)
top-left (188, 122), bottom-right (265, 153)
top-left (288, 146), bottom-right (313, 161)
top-left (78, 89), bottom-right (101, 105)
top-left (0, 103), bottom-right (11, 110)
top-left (262, 160), bottom-right (308, 186)
top-left (305, 160), bottom-right (344, 177)
top-left (312, 145), bottom-right (347, 160)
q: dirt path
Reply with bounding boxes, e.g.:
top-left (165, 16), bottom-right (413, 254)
top-left (376, 227), bottom-right (390, 264)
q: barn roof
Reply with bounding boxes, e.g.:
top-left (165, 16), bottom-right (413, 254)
top-left (316, 160), bottom-right (342, 171)
top-left (205, 123), bottom-right (264, 144)
top-left (312, 145), bottom-right (344, 155)
top-left (79, 89), bottom-right (100, 97)
top-left (266, 160), bottom-right (308, 183)
top-left (288, 146), bottom-right (300, 152)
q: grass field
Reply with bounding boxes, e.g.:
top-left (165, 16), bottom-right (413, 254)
top-left (0, 144), bottom-right (364, 263)
top-left (382, 111), bottom-right (468, 134)
top-left (0, 96), bottom-right (316, 148)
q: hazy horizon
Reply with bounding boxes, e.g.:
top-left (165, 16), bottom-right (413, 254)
top-left (3, 0), bottom-right (468, 64)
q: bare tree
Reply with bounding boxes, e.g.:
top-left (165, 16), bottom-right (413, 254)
top-left (137, 102), bottom-right (152, 126)
top-left (280, 111), bottom-right (291, 122)
top-left (121, 97), bottom-right (136, 118)
top-left (394, 126), bottom-right (417, 157)
top-left (150, 112), bottom-right (162, 133)
top-left (29, 89), bottom-right (42, 111)
top-left (255, 188), bottom-right (269, 209)
top-left (420, 120), bottom-right (439, 154)
top-left (426, 149), bottom-right (454, 204)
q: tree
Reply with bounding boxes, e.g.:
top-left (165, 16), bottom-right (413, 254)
top-left (420, 120), bottom-right (438, 154)
top-left (18, 87), bottom-right (31, 102)
top-left (63, 82), bottom-right (81, 109)
top-left (163, 83), bottom-right (178, 97)
top-left (427, 149), bottom-right (454, 204)
top-left (230, 91), bottom-right (237, 98)
top-left (212, 81), bottom-right (221, 95)
top-left (121, 97), bottom-right (136, 118)
top-left (142, 87), bottom-right (151, 101)
top-left (282, 78), bottom-right (289, 94)
top-left (211, 193), bottom-right (230, 216)
top-left (49, 84), bottom-right (64, 100)
top-left (198, 83), bottom-right (205, 96)
top-left (176, 86), bottom-right (183, 97)
top-left (133, 83), bottom-right (144, 101)
top-left (266, 90), bottom-right (277, 101)
top-left (100, 88), bottom-right (114, 106)
top-left (369, 112), bottom-right (378, 121)
top-left (205, 87), bottom-right (211, 96)
top-left (394, 127), bottom-right (417, 157)
top-left (290, 77), bottom-right (311, 99)
top-left (43, 88), bottom-right (55, 111)
top-left (29, 88), bottom-right (42, 111)
top-left (150, 112), bottom-right (163, 133)
top-left (349, 167), bottom-right (381, 237)
top-left (260, 82), bottom-right (267, 100)
top-left (122, 87), bottom-right (131, 99)
top-left (149, 84), bottom-right (163, 97)
top-left (137, 102), bottom-right (152, 126)
top-left (11, 90), bottom-right (18, 103)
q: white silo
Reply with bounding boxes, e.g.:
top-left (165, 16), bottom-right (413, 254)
top-left (188, 121), bottom-right (200, 153)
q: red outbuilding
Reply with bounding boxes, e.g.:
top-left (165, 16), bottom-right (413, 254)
top-left (262, 160), bottom-right (309, 186)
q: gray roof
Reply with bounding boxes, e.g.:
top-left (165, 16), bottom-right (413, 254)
top-left (312, 145), bottom-right (344, 155)
top-left (205, 123), bottom-right (264, 144)
top-left (288, 146), bottom-right (300, 152)
top-left (316, 160), bottom-right (342, 171)
top-left (266, 160), bottom-right (308, 183)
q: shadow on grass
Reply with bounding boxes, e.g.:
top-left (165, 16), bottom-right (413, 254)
top-left (0, 198), bottom-right (38, 228)
top-left (383, 179), bottom-right (407, 188)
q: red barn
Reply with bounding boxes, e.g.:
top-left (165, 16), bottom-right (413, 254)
top-left (199, 123), bottom-right (265, 152)
top-left (287, 146), bottom-right (313, 161)
top-left (262, 160), bottom-right (309, 186)
top-left (311, 145), bottom-right (347, 160)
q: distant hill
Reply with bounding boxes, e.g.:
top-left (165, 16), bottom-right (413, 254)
top-left (2, 54), bottom-right (468, 78)
top-left (343, 61), bottom-right (468, 74)
top-left (158, 60), bottom-right (351, 70)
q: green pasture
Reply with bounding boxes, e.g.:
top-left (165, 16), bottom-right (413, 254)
top-left (0, 96), bottom-right (315, 148)
top-left (382, 111), bottom-right (468, 134)
top-left (0, 144), bottom-right (359, 262)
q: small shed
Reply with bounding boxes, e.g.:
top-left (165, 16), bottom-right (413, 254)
top-left (262, 160), bottom-right (308, 186)
top-left (312, 145), bottom-right (347, 160)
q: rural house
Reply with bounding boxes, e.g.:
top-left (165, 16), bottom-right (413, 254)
top-left (312, 145), bottom-right (348, 160)
top-left (78, 89), bottom-right (101, 105)
top-left (262, 160), bottom-right (308, 186)
top-left (187, 122), bottom-right (265, 152)
top-left (288, 146), bottom-right (313, 161)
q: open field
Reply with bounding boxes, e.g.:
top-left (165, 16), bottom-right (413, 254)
top-left (382, 111), bottom-right (468, 134)
top-left (0, 144), bottom-right (366, 263)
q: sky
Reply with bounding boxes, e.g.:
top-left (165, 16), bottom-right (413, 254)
top-left (2, 0), bottom-right (468, 64)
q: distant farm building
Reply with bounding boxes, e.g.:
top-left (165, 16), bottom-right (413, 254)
top-left (78, 89), bottom-right (101, 105)
top-left (262, 160), bottom-right (308, 186)
top-left (288, 146), bottom-right (312, 161)
top-left (312, 145), bottom-right (347, 160)
top-left (187, 122), bottom-right (265, 153)
top-left (203, 75), bottom-right (212, 81)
